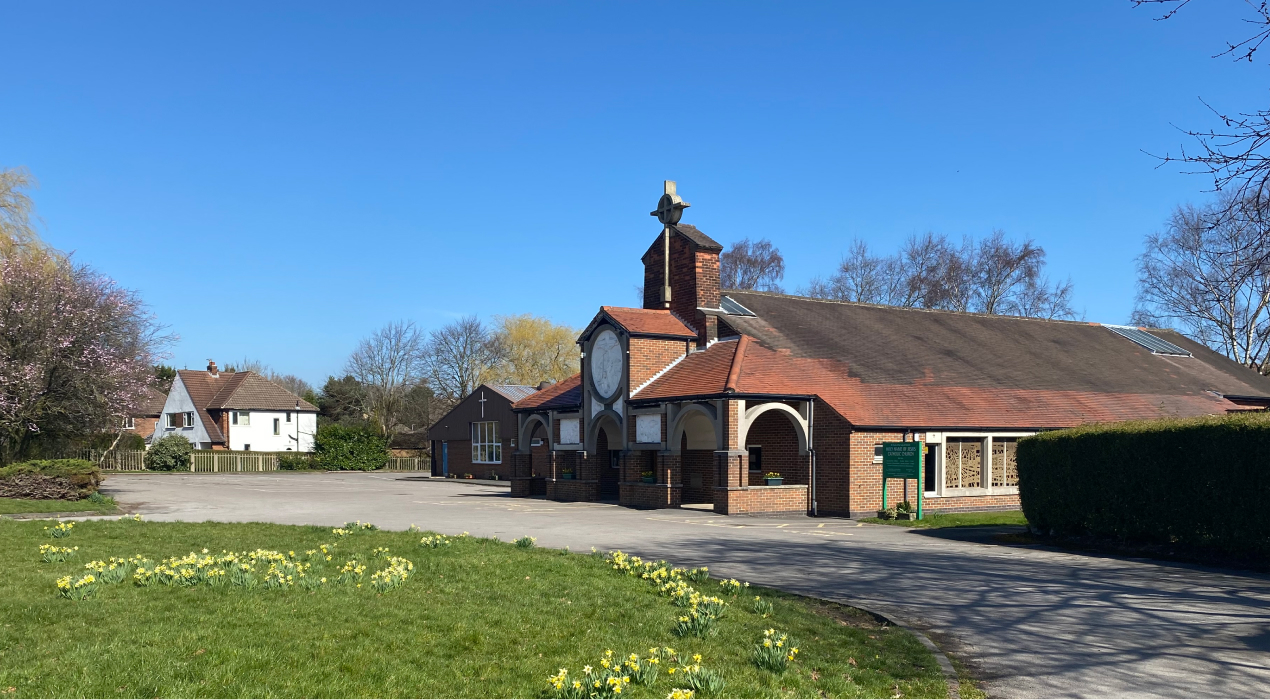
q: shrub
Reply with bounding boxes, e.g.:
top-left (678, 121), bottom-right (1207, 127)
top-left (277, 453), bottom-right (316, 471)
top-left (513, 536), bottom-right (537, 549)
top-left (145, 434), bottom-right (193, 471)
top-left (0, 459), bottom-right (100, 499)
top-left (313, 424), bottom-right (388, 471)
top-left (1017, 413), bottom-right (1270, 558)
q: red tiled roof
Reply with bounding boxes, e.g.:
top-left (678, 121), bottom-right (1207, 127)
top-left (634, 331), bottom-right (1252, 429)
top-left (513, 373), bottom-right (583, 410)
top-left (598, 307), bottom-right (697, 339)
top-left (136, 387), bottom-right (168, 417)
top-left (206, 372), bottom-right (318, 412)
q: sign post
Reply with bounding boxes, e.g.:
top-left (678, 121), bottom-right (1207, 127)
top-left (881, 441), bottom-right (924, 520)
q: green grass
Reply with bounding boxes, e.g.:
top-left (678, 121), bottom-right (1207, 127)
top-left (0, 520), bottom-right (948, 698)
top-left (0, 495), bottom-right (118, 515)
top-left (861, 510), bottom-right (1028, 529)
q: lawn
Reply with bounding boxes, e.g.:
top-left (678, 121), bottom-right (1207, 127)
top-left (0, 519), bottom-right (948, 698)
top-left (0, 495), bottom-right (119, 516)
top-left (862, 510), bottom-right (1028, 529)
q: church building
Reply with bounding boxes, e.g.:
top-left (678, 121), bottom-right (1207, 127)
top-left (509, 182), bottom-right (1270, 517)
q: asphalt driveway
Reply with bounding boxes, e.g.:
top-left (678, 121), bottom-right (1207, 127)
top-left (101, 472), bottom-right (1270, 698)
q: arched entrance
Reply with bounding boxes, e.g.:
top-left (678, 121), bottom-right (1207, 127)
top-left (526, 420), bottom-right (550, 496)
top-left (743, 407), bottom-right (808, 486)
top-left (594, 418), bottom-right (621, 500)
top-left (676, 409), bottom-right (718, 504)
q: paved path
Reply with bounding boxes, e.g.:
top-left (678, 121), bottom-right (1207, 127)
top-left (102, 472), bottom-right (1270, 698)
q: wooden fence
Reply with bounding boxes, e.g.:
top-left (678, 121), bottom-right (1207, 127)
top-left (386, 456), bottom-right (428, 471)
top-left (70, 449), bottom-right (148, 471)
top-left (68, 449), bottom-right (428, 472)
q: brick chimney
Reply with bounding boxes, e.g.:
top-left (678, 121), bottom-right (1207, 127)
top-left (207, 360), bottom-right (219, 377)
top-left (641, 183), bottom-right (723, 345)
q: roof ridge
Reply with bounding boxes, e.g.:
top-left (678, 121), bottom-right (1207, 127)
top-left (723, 289), bottom-right (1104, 327)
top-left (724, 335), bottom-right (750, 392)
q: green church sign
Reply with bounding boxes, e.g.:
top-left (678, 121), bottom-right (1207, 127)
top-left (881, 441), bottom-right (924, 520)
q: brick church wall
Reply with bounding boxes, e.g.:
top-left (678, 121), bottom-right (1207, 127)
top-left (629, 338), bottom-right (692, 389)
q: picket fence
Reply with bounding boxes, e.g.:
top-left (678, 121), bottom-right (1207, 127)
top-left (71, 449), bottom-right (428, 472)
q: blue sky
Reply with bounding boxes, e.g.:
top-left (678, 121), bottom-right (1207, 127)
top-left (2, 2), bottom-right (1261, 386)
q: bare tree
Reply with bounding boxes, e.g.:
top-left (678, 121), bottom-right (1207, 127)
top-left (423, 316), bottom-right (503, 410)
top-left (1135, 193), bottom-right (1270, 372)
top-left (720, 238), bottom-right (786, 292)
top-left (224, 357), bottom-right (314, 398)
top-left (803, 231), bottom-right (1076, 319)
top-left (345, 321), bottom-right (428, 439)
top-left (1135, 1), bottom-right (1270, 227)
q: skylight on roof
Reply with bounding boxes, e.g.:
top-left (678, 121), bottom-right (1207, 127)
top-left (1104, 325), bottom-right (1192, 357)
top-left (720, 295), bottom-right (756, 317)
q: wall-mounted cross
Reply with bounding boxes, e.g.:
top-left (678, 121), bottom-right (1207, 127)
top-left (478, 391), bottom-right (487, 418)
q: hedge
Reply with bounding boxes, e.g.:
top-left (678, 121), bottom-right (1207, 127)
top-left (0, 459), bottom-right (101, 500)
top-left (1017, 413), bottom-right (1270, 558)
top-left (314, 424), bottom-right (388, 471)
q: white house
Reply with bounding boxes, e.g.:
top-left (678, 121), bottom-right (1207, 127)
top-left (154, 361), bottom-right (318, 451)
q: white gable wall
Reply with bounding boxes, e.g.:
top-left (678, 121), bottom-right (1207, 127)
top-left (227, 410), bottom-right (316, 452)
top-left (155, 375), bottom-right (216, 448)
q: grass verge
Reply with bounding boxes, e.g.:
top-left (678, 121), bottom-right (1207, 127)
top-left (0, 519), bottom-right (948, 698)
top-left (861, 511), bottom-right (1027, 529)
top-left (0, 495), bottom-right (118, 516)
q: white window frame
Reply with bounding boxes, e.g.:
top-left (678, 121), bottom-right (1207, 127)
top-left (471, 421), bottom-right (501, 464)
top-left (926, 432), bottom-right (1032, 497)
top-left (232, 411), bottom-right (250, 426)
top-left (123, 416), bottom-right (136, 430)
top-left (286, 411), bottom-right (292, 423)
top-left (165, 413), bottom-right (178, 429)
top-left (273, 418), bottom-right (281, 435)
top-left (184, 412), bottom-right (195, 429)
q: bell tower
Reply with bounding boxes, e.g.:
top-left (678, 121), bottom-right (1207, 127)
top-left (640, 181), bottom-right (723, 341)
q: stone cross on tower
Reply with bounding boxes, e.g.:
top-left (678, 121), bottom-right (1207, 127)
top-left (649, 181), bottom-right (690, 308)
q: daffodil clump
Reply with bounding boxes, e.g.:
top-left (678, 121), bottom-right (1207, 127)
top-left (718, 578), bottom-right (747, 595)
top-left (663, 652), bottom-right (725, 697)
top-left (84, 556), bottom-right (145, 584)
top-left (342, 520), bottom-right (378, 531)
top-left (751, 596), bottom-right (773, 617)
top-left (665, 689), bottom-right (695, 699)
top-left (331, 528), bottom-right (351, 537)
top-left (419, 535), bottom-right (451, 549)
top-left (752, 628), bottom-right (799, 673)
top-left (513, 536), bottom-right (537, 549)
top-left (305, 543), bottom-right (338, 562)
top-left (546, 649), bottom-right (663, 699)
top-left (607, 551), bottom-right (736, 638)
top-left (55, 573), bottom-right (98, 600)
top-left (118, 514), bottom-right (144, 522)
top-left (38, 544), bottom-right (78, 563)
top-left (369, 556), bottom-right (414, 593)
top-left (371, 546), bottom-right (391, 559)
top-left (45, 521), bottom-right (75, 538)
top-left (337, 559), bottom-right (367, 584)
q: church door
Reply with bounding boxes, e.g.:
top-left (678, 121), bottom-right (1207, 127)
top-left (597, 429), bottom-right (619, 500)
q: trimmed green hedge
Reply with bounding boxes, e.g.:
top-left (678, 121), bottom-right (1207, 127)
top-left (314, 425), bottom-right (388, 471)
top-left (0, 459), bottom-right (101, 500)
top-left (1017, 413), bottom-right (1270, 558)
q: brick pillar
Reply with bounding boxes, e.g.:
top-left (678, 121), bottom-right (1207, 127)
top-left (713, 450), bottom-right (747, 514)
top-left (510, 452), bottom-right (533, 497)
